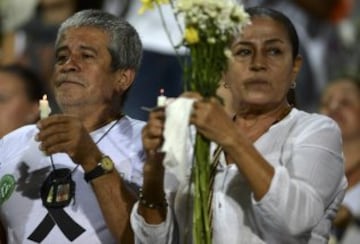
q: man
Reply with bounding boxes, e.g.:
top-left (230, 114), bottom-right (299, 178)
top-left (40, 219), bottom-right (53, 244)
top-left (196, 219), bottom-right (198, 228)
top-left (0, 9), bottom-right (144, 243)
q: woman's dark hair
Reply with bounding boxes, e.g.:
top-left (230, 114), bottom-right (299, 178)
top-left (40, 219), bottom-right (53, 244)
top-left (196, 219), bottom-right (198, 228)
top-left (245, 6), bottom-right (300, 59)
top-left (0, 64), bottom-right (46, 102)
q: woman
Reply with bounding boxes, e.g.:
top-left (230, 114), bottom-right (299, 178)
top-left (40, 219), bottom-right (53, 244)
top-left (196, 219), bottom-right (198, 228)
top-left (131, 7), bottom-right (347, 243)
top-left (0, 64), bottom-right (46, 138)
top-left (320, 76), bottom-right (360, 244)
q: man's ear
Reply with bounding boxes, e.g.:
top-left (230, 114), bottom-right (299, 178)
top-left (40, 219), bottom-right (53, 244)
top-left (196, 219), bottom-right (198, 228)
top-left (114, 69), bottom-right (135, 92)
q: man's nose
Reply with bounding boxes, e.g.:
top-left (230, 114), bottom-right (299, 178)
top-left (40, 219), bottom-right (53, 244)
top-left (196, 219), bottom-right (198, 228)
top-left (60, 56), bottom-right (80, 73)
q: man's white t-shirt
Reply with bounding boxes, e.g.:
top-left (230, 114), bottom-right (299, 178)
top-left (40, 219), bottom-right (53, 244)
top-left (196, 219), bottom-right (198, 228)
top-left (0, 116), bottom-right (145, 243)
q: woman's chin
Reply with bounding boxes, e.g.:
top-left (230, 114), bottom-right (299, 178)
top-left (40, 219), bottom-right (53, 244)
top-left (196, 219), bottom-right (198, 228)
top-left (241, 95), bottom-right (271, 106)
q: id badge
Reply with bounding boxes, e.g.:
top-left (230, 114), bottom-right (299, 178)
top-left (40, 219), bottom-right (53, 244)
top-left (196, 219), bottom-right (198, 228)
top-left (41, 168), bottom-right (75, 208)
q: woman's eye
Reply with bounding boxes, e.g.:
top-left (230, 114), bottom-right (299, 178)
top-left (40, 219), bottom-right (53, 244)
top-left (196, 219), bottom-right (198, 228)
top-left (235, 49), bottom-right (251, 57)
top-left (267, 48), bottom-right (281, 55)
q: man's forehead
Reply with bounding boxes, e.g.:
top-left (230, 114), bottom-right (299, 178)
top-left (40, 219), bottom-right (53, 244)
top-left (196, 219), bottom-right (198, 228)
top-left (57, 27), bottom-right (109, 50)
top-left (59, 26), bottom-right (109, 42)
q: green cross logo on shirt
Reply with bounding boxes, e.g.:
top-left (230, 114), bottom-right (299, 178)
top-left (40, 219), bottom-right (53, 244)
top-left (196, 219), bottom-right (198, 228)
top-left (0, 174), bottom-right (16, 205)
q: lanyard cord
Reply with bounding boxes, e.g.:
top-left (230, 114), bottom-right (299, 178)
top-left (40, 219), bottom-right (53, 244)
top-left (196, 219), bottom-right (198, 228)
top-left (49, 117), bottom-right (122, 174)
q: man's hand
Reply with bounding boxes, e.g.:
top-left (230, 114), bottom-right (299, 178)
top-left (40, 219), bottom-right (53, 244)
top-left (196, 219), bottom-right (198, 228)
top-left (36, 114), bottom-right (101, 167)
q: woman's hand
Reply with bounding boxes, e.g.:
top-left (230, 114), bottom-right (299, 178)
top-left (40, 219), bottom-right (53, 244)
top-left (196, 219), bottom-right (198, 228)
top-left (142, 108), bottom-right (166, 169)
top-left (139, 108), bottom-right (167, 224)
top-left (188, 94), bottom-right (237, 147)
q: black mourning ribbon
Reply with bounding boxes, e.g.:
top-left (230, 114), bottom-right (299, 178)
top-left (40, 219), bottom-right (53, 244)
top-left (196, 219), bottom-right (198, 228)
top-left (28, 168), bottom-right (85, 242)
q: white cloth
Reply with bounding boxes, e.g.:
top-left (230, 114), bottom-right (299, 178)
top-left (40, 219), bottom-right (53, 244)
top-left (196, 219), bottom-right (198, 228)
top-left (161, 97), bottom-right (195, 184)
top-left (0, 116), bottom-right (145, 244)
top-left (343, 182), bottom-right (360, 218)
top-left (131, 108), bottom-right (347, 243)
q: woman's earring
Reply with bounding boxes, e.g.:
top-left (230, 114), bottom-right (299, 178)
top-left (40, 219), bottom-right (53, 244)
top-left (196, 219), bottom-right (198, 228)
top-left (290, 81), bottom-right (296, 89)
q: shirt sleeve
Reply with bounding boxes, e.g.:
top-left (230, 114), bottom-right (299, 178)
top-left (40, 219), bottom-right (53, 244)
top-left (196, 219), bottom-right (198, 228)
top-left (252, 117), bottom-right (346, 235)
top-left (130, 202), bottom-right (177, 244)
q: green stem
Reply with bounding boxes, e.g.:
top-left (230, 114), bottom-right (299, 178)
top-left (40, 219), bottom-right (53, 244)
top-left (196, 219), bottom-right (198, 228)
top-left (155, 2), bottom-right (185, 71)
top-left (193, 133), bottom-right (211, 244)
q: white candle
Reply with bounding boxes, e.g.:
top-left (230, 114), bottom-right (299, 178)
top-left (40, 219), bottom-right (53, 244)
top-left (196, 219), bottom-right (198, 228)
top-left (157, 88), bottom-right (166, 107)
top-left (39, 94), bottom-right (51, 119)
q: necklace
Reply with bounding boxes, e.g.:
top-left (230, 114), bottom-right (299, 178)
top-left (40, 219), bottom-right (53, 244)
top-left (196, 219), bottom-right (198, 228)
top-left (233, 105), bottom-right (292, 142)
top-left (271, 105), bottom-right (292, 125)
top-left (233, 104), bottom-right (292, 124)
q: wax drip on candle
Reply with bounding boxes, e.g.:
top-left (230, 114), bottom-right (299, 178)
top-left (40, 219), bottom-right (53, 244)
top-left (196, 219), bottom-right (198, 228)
top-left (157, 88), bottom-right (167, 107)
top-left (39, 94), bottom-right (52, 119)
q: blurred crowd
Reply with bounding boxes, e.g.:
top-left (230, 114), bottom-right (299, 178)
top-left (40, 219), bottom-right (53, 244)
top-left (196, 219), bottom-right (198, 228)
top-left (0, 0), bottom-right (360, 243)
top-left (1, 0), bottom-right (359, 116)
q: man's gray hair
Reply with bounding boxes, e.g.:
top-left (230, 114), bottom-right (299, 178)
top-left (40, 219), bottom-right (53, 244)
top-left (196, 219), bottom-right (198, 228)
top-left (55, 9), bottom-right (142, 71)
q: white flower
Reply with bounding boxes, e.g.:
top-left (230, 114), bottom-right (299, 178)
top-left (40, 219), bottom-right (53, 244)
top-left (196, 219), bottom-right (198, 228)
top-left (224, 48), bottom-right (234, 61)
top-left (207, 37), bottom-right (216, 44)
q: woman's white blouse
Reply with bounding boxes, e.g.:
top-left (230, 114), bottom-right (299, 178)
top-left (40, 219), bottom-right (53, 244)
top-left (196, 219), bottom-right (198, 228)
top-left (131, 108), bottom-right (347, 244)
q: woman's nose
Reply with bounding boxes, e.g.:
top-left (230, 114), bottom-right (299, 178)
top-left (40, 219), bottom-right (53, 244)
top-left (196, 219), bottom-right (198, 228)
top-left (250, 52), bottom-right (266, 71)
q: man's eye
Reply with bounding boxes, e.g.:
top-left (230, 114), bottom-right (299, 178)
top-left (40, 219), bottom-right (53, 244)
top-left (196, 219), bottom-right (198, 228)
top-left (82, 53), bottom-right (94, 59)
top-left (56, 55), bottom-right (68, 63)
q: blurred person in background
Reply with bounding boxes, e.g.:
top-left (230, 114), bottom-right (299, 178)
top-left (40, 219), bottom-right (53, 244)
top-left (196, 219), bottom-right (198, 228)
top-left (331, 0), bottom-right (360, 79)
top-left (1, 0), bottom-right (103, 80)
top-left (0, 64), bottom-right (46, 138)
top-left (320, 75), bottom-right (360, 244)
